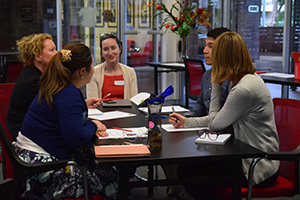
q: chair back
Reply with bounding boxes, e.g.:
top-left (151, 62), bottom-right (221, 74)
top-left (0, 83), bottom-right (15, 122)
top-left (183, 58), bottom-right (205, 108)
top-left (0, 115), bottom-right (14, 179)
top-left (3, 61), bottom-right (23, 83)
top-left (273, 98), bottom-right (300, 186)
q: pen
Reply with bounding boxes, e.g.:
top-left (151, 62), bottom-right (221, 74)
top-left (98, 93), bottom-right (111, 103)
top-left (172, 106), bottom-right (178, 123)
top-left (172, 106), bottom-right (175, 113)
top-left (112, 127), bottom-right (133, 132)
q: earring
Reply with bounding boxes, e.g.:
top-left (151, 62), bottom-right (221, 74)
top-left (81, 76), bottom-right (84, 79)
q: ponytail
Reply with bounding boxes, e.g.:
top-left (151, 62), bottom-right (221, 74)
top-left (39, 43), bottom-right (92, 108)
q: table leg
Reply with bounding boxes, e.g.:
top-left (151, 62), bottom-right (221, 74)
top-left (154, 67), bottom-right (158, 95)
top-left (118, 166), bottom-right (129, 200)
top-left (231, 160), bottom-right (242, 200)
top-left (281, 85), bottom-right (289, 98)
top-left (147, 165), bottom-right (154, 196)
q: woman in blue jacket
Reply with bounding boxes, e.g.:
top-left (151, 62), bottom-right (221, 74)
top-left (14, 43), bottom-right (118, 199)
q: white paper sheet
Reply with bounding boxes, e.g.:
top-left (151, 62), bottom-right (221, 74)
top-left (88, 109), bottom-right (103, 115)
top-left (139, 106), bottom-right (190, 114)
top-left (99, 127), bottom-right (148, 139)
top-left (161, 124), bottom-right (208, 132)
top-left (89, 111), bottom-right (137, 121)
top-left (261, 73), bottom-right (295, 78)
top-left (130, 92), bottom-right (151, 106)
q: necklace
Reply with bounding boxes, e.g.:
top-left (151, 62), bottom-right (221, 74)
top-left (105, 65), bottom-right (121, 76)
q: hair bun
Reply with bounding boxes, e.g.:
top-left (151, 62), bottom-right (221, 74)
top-left (60, 49), bottom-right (72, 62)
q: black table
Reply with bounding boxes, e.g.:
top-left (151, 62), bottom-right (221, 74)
top-left (145, 62), bottom-right (185, 95)
top-left (261, 74), bottom-right (300, 98)
top-left (87, 103), bottom-right (264, 200)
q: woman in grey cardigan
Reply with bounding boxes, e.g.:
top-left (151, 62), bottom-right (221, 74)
top-left (170, 32), bottom-right (279, 199)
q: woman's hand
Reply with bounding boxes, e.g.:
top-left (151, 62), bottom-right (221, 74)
top-left (168, 113), bottom-right (185, 128)
top-left (92, 120), bottom-right (109, 137)
top-left (86, 97), bottom-right (101, 108)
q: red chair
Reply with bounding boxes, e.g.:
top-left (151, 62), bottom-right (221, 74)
top-left (130, 41), bottom-right (161, 67)
top-left (214, 98), bottom-right (300, 200)
top-left (0, 83), bottom-right (15, 123)
top-left (127, 40), bottom-right (135, 50)
top-left (183, 58), bottom-right (206, 109)
top-left (3, 61), bottom-right (23, 83)
top-left (0, 115), bottom-right (104, 200)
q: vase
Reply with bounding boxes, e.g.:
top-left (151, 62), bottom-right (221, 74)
top-left (181, 35), bottom-right (188, 61)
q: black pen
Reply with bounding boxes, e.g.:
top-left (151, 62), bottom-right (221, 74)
top-left (172, 106), bottom-right (178, 123)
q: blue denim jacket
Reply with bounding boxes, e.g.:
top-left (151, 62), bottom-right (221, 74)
top-left (191, 69), bottom-right (231, 117)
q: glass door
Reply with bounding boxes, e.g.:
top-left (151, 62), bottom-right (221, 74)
top-left (121, 0), bottom-right (161, 67)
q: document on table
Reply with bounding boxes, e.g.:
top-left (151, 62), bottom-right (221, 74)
top-left (89, 110), bottom-right (136, 121)
top-left (99, 127), bottom-right (148, 139)
top-left (162, 63), bottom-right (185, 67)
top-left (139, 105), bottom-right (190, 114)
top-left (161, 124), bottom-right (208, 132)
top-left (88, 108), bottom-right (103, 115)
top-left (195, 133), bottom-right (232, 145)
top-left (260, 73), bottom-right (295, 78)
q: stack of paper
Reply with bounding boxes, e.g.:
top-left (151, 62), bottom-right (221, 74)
top-left (195, 133), bottom-right (232, 145)
top-left (139, 106), bottom-right (190, 114)
top-left (99, 127), bottom-right (148, 139)
top-left (89, 110), bottom-right (137, 121)
top-left (161, 124), bottom-right (207, 132)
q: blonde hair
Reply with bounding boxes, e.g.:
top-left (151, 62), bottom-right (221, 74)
top-left (39, 43), bottom-right (92, 108)
top-left (17, 33), bottom-right (53, 68)
top-left (211, 32), bottom-right (255, 83)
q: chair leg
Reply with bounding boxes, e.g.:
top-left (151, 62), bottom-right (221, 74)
top-left (247, 157), bottom-right (263, 200)
top-left (67, 161), bottom-right (89, 200)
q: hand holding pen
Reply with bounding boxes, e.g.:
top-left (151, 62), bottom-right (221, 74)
top-left (86, 97), bottom-right (102, 108)
top-left (169, 108), bottom-right (185, 128)
top-left (98, 93), bottom-right (111, 103)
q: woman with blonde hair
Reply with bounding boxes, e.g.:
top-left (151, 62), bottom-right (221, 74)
top-left (176, 32), bottom-right (279, 199)
top-left (6, 33), bottom-right (57, 140)
top-left (14, 43), bottom-right (118, 199)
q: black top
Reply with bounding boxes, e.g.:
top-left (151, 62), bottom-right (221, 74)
top-left (6, 66), bottom-right (42, 140)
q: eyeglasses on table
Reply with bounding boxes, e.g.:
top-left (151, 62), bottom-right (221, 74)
top-left (197, 129), bottom-right (221, 141)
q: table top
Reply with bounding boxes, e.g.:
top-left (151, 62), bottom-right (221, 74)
top-left (87, 103), bottom-right (264, 167)
top-left (261, 74), bottom-right (300, 86)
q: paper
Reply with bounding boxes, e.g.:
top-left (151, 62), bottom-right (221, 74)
top-left (195, 133), bottom-right (232, 145)
top-left (162, 63), bottom-right (185, 67)
top-left (88, 109), bottom-right (103, 115)
top-left (99, 127), bottom-right (148, 139)
top-left (139, 106), bottom-right (190, 114)
top-left (161, 124), bottom-right (208, 132)
top-left (261, 73), bottom-right (295, 78)
top-left (130, 92), bottom-right (151, 106)
top-left (89, 111), bottom-right (136, 121)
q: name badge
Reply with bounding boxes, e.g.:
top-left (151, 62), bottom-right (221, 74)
top-left (114, 80), bottom-right (125, 86)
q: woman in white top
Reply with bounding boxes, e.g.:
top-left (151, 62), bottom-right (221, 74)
top-left (86, 32), bottom-right (138, 99)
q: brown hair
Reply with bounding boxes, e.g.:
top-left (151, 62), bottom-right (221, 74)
top-left (211, 32), bottom-right (255, 83)
top-left (17, 33), bottom-right (53, 67)
top-left (39, 43), bottom-right (92, 108)
top-left (99, 32), bottom-right (121, 50)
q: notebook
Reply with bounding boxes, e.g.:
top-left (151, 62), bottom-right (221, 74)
top-left (102, 99), bottom-right (132, 108)
top-left (94, 144), bottom-right (150, 158)
top-left (195, 133), bottom-right (232, 145)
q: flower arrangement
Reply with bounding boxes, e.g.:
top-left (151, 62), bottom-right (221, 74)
top-left (147, 0), bottom-right (211, 38)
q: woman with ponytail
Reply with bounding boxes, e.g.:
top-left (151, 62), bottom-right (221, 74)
top-left (14, 43), bottom-right (118, 199)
